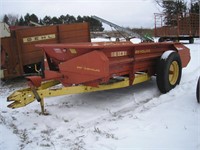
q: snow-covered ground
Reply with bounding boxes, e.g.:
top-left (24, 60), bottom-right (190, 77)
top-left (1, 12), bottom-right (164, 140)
top-left (0, 38), bottom-right (200, 150)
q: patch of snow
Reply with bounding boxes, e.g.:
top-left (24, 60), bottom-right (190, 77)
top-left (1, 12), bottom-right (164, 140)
top-left (91, 37), bottom-right (113, 42)
top-left (130, 38), bottom-right (142, 44)
top-left (0, 124), bottom-right (20, 150)
top-left (161, 50), bottom-right (175, 60)
top-left (91, 37), bottom-right (142, 44)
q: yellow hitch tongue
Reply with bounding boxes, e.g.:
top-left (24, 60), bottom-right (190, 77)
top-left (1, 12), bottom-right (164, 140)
top-left (7, 80), bottom-right (61, 114)
top-left (7, 88), bottom-right (36, 109)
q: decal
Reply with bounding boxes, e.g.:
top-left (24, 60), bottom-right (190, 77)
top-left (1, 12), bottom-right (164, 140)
top-left (77, 66), bottom-right (100, 72)
top-left (23, 34), bottom-right (56, 43)
top-left (135, 49), bottom-right (151, 54)
top-left (69, 48), bottom-right (77, 54)
top-left (111, 51), bottom-right (128, 57)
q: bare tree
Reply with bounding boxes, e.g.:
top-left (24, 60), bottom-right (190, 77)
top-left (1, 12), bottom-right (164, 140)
top-left (7, 14), bottom-right (19, 25)
top-left (155, 0), bottom-right (163, 7)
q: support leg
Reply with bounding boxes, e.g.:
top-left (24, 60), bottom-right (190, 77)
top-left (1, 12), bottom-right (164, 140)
top-left (39, 98), bottom-right (49, 115)
top-left (40, 98), bottom-right (45, 115)
top-left (30, 86), bottom-right (48, 115)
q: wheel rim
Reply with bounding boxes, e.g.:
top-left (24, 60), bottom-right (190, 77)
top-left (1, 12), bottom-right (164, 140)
top-left (169, 61), bottom-right (179, 85)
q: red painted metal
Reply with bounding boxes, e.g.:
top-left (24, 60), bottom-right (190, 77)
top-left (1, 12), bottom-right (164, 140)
top-left (35, 41), bottom-right (190, 87)
top-left (27, 76), bottom-right (42, 87)
top-left (59, 50), bottom-right (109, 85)
top-left (173, 43), bottom-right (190, 67)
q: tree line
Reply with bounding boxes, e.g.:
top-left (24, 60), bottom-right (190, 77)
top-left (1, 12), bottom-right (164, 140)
top-left (2, 13), bottom-right (104, 31)
top-left (155, 0), bottom-right (199, 25)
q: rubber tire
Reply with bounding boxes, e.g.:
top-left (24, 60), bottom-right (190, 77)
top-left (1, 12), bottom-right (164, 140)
top-left (156, 52), bottom-right (182, 94)
top-left (158, 37), bottom-right (164, 42)
top-left (189, 38), bottom-right (194, 44)
top-left (197, 77), bottom-right (200, 103)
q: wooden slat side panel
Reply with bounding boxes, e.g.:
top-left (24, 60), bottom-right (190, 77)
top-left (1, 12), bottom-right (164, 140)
top-left (21, 39), bottom-right (58, 53)
top-left (16, 26), bottom-right (58, 65)
top-left (59, 22), bottom-right (90, 43)
top-left (59, 30), bottom-right (89, 39)
top-left (16, 26), bottom-right (58, 37)
top-left (59, 22), bottom-right (89, 31)
top-left (22, 51), bottom-right (44, 66)
top-left (1, 37), bottom-right (23, 77)
top-left (15, 23), bottom-right (90, 66)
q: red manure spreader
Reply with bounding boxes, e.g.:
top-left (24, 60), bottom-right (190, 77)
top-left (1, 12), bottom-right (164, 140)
top-left (7, 41), bottom-right (190, 114)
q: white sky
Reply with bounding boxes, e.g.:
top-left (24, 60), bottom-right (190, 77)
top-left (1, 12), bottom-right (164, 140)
top-left (0, 0), bottom-right (191, 29)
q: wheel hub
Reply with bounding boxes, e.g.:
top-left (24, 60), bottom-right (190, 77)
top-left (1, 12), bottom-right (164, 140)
top-left (169, 61), bottom-right (179, 85)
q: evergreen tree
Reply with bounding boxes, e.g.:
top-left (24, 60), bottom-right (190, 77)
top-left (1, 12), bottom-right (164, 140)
top-left (77, 15), bottom-right (84, 23)
top-left (90, 17), bottom-right (104, 31)
top-left (15, 18), bottom-right (19, 25)
top-left (43, 16), bottom-right (52, 25)
top-left (190, 1), bottom-right (199, 13)
top-left (65, 14), bottom-right (76, 24)
top-left (19, 16), bottom-right (25, 25)
top-left (59, 15), bottom-right (66, 24)
top-left (68, 15), bottom-right (76, 23)
top-left (3, 15), bottom-right (9, 25)
top-left (81, 16), bottom-right (104, 31)
top-left (52, 16), bottom-right (61, 24)
top-left (30, 14), bottom-right (39, 24)
top-left (24, 13), bottom-right (31, 25)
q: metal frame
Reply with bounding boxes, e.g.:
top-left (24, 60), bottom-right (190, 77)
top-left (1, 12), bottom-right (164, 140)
top-left (8, 73), bottom-right (150, 114)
